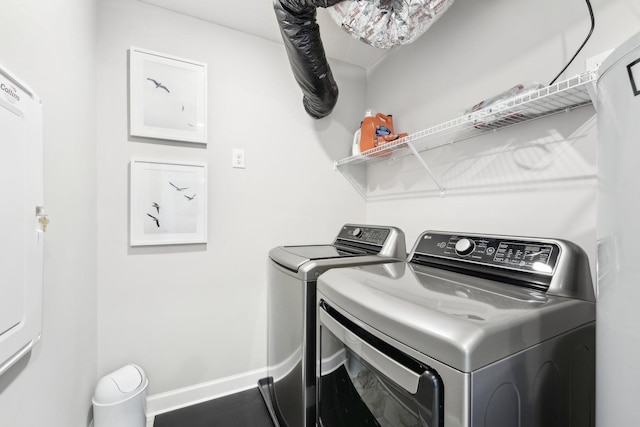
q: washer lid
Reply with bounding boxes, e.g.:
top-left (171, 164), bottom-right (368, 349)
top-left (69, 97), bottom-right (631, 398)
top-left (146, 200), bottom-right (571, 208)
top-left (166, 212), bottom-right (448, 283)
top-left (318, 263), bottom-right (595, 372)
top-left (270, 245), bottom-right (357, 271)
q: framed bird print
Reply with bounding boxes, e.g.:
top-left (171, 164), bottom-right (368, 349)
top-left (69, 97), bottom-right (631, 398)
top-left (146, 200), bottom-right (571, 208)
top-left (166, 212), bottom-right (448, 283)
top-left (130, 159), bottom-right (207, 246)
top-left (129, 47), bottom-right (207, 144)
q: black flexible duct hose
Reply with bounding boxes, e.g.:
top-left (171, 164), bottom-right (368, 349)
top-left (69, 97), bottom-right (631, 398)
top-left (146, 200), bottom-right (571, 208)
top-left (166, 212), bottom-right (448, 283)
top-left (549, 0), bottom-right (595, 85)
top-left (273, 0), bottom-right (343, 119)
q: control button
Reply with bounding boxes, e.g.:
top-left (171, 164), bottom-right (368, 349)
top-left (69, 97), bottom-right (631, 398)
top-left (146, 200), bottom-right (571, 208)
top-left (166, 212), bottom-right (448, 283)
top-left (455, 238), bottom-right (476, 256)
top-left (486, 247), bottom-right (495, 256)
top-left (352, 228), bottom-right (363, 238)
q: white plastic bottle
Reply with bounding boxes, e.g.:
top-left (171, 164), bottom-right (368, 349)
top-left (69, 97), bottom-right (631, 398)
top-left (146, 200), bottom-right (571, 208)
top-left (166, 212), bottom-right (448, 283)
top-left (352, 128), bottom-right (361, 156)
top-left (352, 110), bottom-right (374, 156)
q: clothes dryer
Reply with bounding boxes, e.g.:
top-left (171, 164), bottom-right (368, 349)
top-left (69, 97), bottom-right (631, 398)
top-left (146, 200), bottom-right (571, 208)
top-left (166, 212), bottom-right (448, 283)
top-left (318, 230), bottom-right (595, 427)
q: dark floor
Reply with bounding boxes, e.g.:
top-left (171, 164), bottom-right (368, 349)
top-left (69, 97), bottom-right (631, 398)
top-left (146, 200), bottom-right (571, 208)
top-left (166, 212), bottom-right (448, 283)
top-left (153, 387), bottom-right (274, 427)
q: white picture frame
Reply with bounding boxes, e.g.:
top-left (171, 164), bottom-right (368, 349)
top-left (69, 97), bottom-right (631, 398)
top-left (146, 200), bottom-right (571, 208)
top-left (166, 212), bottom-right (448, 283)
top-left (129, 47), bottom-right (207, 144)
top-left (130, 159), bottom-right (207, 246)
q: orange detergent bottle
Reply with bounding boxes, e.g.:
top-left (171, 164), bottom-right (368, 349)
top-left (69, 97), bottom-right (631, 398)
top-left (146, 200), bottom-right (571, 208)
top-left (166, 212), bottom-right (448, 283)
top-left (359, 110), bottom-right (394, 153)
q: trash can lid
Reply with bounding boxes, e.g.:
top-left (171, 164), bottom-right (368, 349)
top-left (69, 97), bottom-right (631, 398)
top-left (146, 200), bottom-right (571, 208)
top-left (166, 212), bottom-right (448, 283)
top-left (93, 364), bottom-right (147, 404)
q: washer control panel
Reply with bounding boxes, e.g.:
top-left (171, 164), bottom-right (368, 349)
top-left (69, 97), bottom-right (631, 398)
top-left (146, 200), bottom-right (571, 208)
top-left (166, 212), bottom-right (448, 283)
top-left (336, 225), bottom-right (390, 246)
top-left (412, 231), bottom-right (561, 275)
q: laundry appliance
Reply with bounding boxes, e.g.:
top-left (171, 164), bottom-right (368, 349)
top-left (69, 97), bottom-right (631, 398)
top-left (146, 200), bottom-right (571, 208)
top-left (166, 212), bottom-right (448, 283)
top-left (318, 230), bottom-right (595, 427)
top-left (596, 30), bottom-right (640, 426)
top-left (259, 224), bottom-right (406, 427)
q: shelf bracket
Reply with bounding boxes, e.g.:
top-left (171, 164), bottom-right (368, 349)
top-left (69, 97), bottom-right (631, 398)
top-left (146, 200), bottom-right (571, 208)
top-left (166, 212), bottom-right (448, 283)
top-left (405, 140), bottom-right (445, 197)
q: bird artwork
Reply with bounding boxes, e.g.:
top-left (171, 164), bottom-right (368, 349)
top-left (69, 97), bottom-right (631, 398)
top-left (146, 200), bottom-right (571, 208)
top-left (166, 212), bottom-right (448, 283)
top-left (147, 213), bottom-right (160, 228)
top-left (146, 78), bottom-right (170, 93)
top-left (169, 181), bottom-right (188, 191)
top-left (152, 202), bottom-right (160, 214)
top-left (184, 194), bottom-right (196, 201)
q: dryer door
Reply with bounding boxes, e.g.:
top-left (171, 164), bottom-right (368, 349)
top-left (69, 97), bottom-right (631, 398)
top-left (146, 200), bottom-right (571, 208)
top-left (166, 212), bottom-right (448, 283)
top-left (319, 300), bottom-right (444, 427)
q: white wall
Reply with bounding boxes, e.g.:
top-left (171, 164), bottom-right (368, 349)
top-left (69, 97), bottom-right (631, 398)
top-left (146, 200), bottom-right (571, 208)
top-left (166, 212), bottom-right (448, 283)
top-left (364, 0), bottom-right (640, 272)
top-left (96, 0), bottom-right (365, 405)
top-left (0, 0), bottom-right (98, 426)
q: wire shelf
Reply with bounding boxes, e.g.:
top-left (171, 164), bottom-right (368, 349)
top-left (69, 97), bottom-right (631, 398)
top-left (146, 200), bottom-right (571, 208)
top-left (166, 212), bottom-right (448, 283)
top-left (335, 71), bottom-right (597, 198)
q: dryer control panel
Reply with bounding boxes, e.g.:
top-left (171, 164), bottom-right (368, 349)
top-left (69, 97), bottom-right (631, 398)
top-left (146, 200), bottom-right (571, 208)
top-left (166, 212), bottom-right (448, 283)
top-left (411, 231), bottom-right (561, 276)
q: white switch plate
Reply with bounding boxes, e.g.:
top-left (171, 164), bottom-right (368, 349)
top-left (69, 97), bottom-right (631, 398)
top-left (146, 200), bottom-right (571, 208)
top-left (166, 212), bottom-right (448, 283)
top-left (232, 149), bottom-right (245, 169)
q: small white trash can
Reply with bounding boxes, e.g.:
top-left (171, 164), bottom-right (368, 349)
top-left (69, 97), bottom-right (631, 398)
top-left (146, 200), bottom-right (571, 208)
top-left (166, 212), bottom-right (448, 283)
top-left (92, 364), bottom-right (148, 427)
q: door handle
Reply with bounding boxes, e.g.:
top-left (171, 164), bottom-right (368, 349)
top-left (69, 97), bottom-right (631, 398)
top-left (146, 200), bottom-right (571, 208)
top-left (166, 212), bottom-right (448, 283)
top-left (36, 206), bottom-right (49, 232)
top-left (320, 307), bottom-right (420, 394)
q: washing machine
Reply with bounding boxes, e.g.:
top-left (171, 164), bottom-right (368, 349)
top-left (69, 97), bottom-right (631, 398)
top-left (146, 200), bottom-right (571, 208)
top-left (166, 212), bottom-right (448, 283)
top-left (259, 224), bottom-right (406, 427)
top-left (317, 230), bottom-right (595, 427)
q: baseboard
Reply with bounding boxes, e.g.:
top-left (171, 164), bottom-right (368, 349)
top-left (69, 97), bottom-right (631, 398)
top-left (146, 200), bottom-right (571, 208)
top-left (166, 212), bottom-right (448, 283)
top-left (268, 346), bottom-right (301, 382)
top-left (145, 367), bottom-right (268, 418)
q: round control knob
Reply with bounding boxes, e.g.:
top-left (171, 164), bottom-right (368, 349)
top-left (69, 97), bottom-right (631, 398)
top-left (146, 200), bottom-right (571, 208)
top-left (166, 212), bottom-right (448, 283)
top-left (352, 227), bottom-right (363, 238)
top-left (455, 238), bottom-right (475, 256)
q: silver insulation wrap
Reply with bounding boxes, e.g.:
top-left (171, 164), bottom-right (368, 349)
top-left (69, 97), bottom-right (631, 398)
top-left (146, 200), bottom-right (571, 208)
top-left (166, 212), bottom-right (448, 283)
top-left (273, 0), bottom-right (454, 118)
top-left (329, 0), bottom-right (454, 49)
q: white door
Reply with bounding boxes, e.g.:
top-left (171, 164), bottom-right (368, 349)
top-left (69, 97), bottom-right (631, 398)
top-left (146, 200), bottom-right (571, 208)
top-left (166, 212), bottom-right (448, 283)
top-left (0, 65), bottom-right (44, 374)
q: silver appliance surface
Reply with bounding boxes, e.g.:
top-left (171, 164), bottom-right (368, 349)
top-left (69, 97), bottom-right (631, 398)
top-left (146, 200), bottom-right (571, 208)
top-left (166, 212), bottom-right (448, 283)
top-left (318, 230), bottom-right (596, 427)
top-left (260, 224), bottom-right (406, 427)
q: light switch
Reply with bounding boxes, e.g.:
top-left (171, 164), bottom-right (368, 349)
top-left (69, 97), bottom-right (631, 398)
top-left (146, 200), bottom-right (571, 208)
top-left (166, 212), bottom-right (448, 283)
top-left (232, 149), bottom-right (245, 169)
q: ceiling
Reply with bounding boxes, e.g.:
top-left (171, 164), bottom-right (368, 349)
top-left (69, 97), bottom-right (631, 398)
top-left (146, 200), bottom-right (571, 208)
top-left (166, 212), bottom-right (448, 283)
top-left (138, 0), bottom-right (391, 69)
